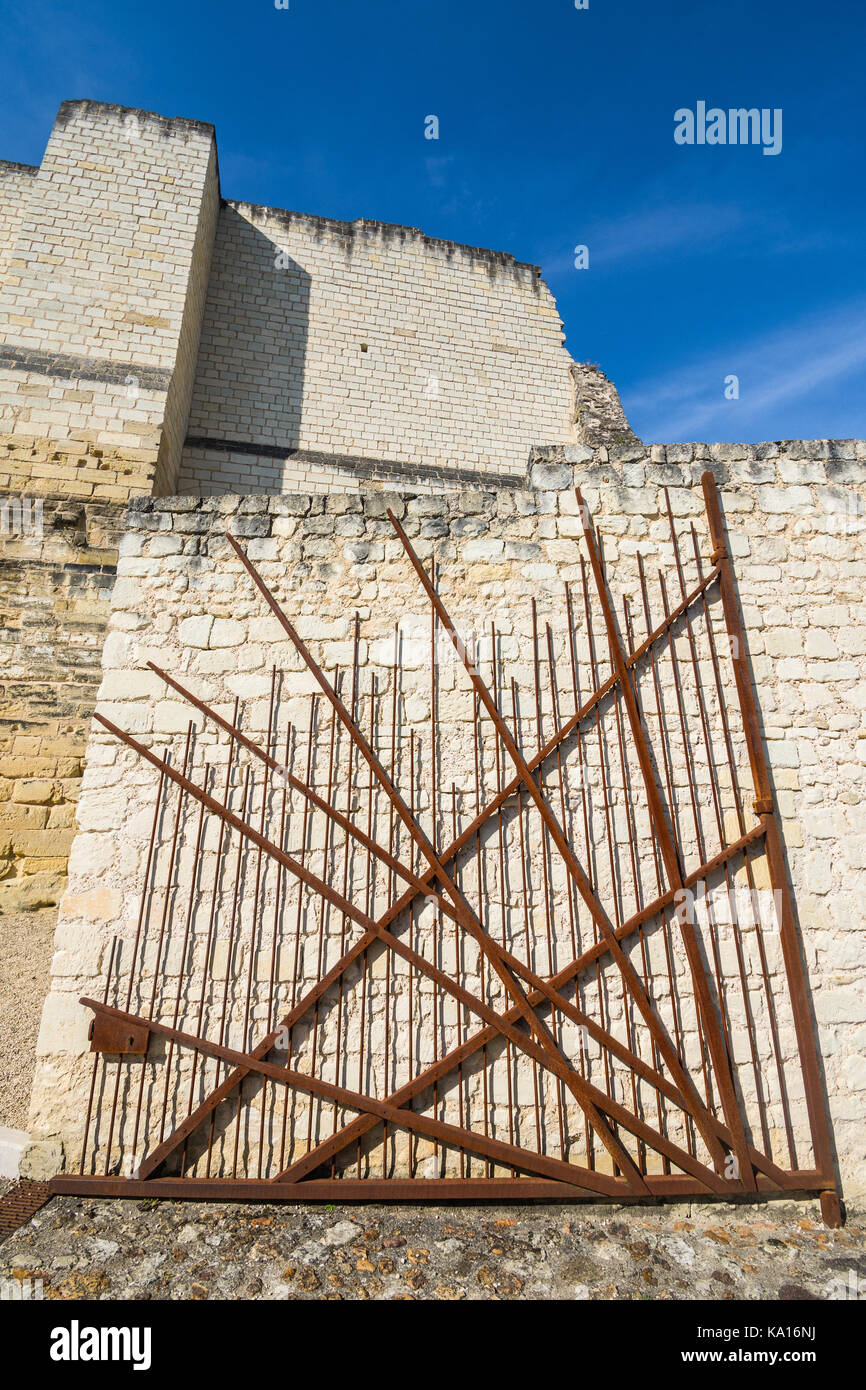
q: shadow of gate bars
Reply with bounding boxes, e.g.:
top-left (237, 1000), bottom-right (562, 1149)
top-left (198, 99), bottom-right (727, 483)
top-left (52, 473), bottom-right (842, 1226)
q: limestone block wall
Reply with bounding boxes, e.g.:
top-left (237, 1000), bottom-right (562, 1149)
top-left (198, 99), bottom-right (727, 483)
top-left (0, 101), bottom-right (219, 501)
top-left (179, 205), bottom-right (575, 494)
top-left (28, 439), bottom-right (866, 1199)
top-left (0, 161), bottom-right (38, 288)
top-left (0, 499), bottom-right (125, 908)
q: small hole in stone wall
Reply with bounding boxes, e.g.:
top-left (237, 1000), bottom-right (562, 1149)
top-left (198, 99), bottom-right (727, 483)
top-left (360, 343), bottom-right (368, 352)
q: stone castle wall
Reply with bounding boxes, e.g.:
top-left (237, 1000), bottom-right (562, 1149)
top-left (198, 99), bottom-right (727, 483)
top-left (0, 499), bottom-right (125, 910)
top-left (28, 442), bottom-right (866, 1199)
top-left (0, 98), bottom-right (615, 900)
top-left (0, 103), bottom-right (221, 902)
top-left (0, 101), bottom-right (218, 502)
top-left (0, 162), bottom-right (38, 288)
top-left (179, 203), bottom-right (575, 493)
top-left (1, 101), bottom-right (580, 502)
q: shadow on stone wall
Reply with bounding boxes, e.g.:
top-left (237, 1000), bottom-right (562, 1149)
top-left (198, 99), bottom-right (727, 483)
top-left (180, 208), bottom-right (312, 489)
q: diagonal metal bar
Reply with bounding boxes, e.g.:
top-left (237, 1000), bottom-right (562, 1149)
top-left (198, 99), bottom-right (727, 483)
top-left (148, 657), bottom-right (693, 1143)
top-left (131, 554), bottom-right (726, 1183)
top-left (80, 999), bottom-right (623, 1197)
top-left (387, 506), bottom-right (732, 1177)
top-left (273, 925), bottom-right (749, 1187)
top-left (277, 982), bottom-right (781, 1190)
top-left (102, 714), bottom-right (673, 1189)
top-left (576, 488), bottom-right (757, 1191)
top-left (148, 659), bottom-right (465, 918)
top-left (701, 472), bottom-right (838, 1204)
top-left (273, 828), bottom-right (784, 1190)
top-left (137, 764), bottom-right (769, 1188)
top-left (223, 532), bottom-right (649, 1193)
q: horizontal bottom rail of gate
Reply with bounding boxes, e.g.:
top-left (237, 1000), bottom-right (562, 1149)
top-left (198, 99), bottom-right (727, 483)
top-left (50, 1172), bottom-right (833, 1203)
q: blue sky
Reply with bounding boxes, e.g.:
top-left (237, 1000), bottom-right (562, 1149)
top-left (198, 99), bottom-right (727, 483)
top-left (2, 0), bottom-right (864, 443)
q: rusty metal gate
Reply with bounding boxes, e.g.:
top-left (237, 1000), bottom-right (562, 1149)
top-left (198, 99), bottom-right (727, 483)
top-left (51, 473), bottom-right (841, 1224)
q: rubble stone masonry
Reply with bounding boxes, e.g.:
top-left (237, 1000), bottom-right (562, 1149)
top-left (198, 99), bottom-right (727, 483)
top-left (27, 441), bottom-right (866, 1197)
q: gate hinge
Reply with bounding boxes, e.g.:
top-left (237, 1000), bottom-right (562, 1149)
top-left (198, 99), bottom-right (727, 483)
top-left (89, 1015), bottom-right (150, 1055)
top-left (753, 796), bottom-right (774, 816)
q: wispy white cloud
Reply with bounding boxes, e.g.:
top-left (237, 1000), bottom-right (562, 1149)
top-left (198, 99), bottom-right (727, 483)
top-left (540, 196), bottom-right (852, 279)
top-left (579, 201), bottom-right (746, 269)
top-left (625, 298), bottom-right (866, 441)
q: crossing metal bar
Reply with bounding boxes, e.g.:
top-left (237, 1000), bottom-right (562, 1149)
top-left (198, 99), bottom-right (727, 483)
top-left (70, 475), bottom-right (839, 1222)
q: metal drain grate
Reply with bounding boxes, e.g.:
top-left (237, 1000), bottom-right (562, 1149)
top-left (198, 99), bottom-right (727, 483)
top-left (0, 1180), bottom-right (53, 1242)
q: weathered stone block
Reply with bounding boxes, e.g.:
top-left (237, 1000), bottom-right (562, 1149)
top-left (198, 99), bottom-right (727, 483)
top-left (210, 617), bottom-right (246, 648)
top-left (0, 869), bottom-right (66, 911)
top-left (460, 536), bottom-right (504, 563)
top-left (11, 779), bottom-right (55, 804)
top-left (530, 462), bottom-right (572, 492)
top-left (19, 1134), bottom-right (65, 1180)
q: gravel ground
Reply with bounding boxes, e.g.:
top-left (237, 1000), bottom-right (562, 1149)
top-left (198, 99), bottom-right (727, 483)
top-left (0, 908), bottom-right (56, 1130)
top-left (2, 1195), bottom-right (864, 1300)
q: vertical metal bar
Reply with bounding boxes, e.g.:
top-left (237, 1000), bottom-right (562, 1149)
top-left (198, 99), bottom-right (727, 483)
top-left (472, 678), bottom-right (492, 1175)
top-left (577, 490), bottom-right (753, 1187)
top-left (92, 753), bottom-right (167, 1177)
top-left (657, 570), bottom-right (705, 861)
top-left (665, 498), bottom-right (762, 1124)
top-left (183, 698), bottom-right (239, 1139)
top-left (279, 694), bottom-right (317, 1173)
top-left (408, 728), bottom-right (416, 1178)
top-left (125, 723), bottom-right (194, 1174)
top-left (531, 602), bottom-right (567, 1159)
top-left (307, 673), bottom-right (341, 1162)
top-left (546, 620), bottom-right (588, 1163)
top-left (206, 763), bottom-right (251, 1177)
top-left (259, 712), bottom-right (291, 1177)
top-left (356, 676), bottom-right (377, 1176)
top-left (690, 522), bottom-right (788, 1161)
top-left (334, 633), bottom-right (360, 1165)
top-left (636, 558), bottom-right (696, 1160)
top-left (159, 767), bottom-right (209, 1146)
top-left (701, 472), bottom-right (836, 1199)
top-left (621, 597), bottom-right (670, 1172)
top-left (564, 585), bottom-right (595, 1166)
top-left (430, 562), bottom-right (442, 1168)
top-left (79, 936), bottom-right (118, 1175)
top-left (531, 601), bottom-right (558, 979)
top-left (491, 631), bottom-right (514, 1157)
top-left (580, 559), bottom-right (618, 1118)
top-left (657, 568), bottom-right (726, 1106)
top-left (451, 781), bottom-right (467, 1177)
top-left (231, 667), bottom-right (277, 1176)
top-left (382, 628), bottom-right (399, 1179)
top-left (508, 678), bottom-right (540, 1169)
top-left (611, 601), bottom-right (647, 1172)
top-left (545, 622), bottom-right (579, 960)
